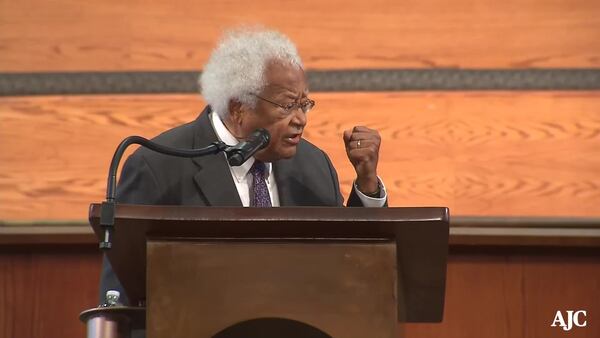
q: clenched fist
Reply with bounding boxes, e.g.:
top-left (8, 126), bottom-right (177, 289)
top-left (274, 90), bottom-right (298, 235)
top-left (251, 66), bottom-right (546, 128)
top-left (343, 126), bottom-right (381, 194)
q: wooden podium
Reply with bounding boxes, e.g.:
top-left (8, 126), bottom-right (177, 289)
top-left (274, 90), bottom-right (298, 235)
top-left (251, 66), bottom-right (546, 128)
top-left (90, 204), bottom-right (449, 338)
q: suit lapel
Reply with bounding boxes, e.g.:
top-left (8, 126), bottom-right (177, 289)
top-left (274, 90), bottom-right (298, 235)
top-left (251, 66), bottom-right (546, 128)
top-left (191, 108), bottom-right (242, 207)
top-left (273, 159), bottom-right (296, 206)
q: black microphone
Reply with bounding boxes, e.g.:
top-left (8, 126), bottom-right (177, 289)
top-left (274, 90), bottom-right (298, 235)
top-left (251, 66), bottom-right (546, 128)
top-left (99, 136), bottom-right (231, 249)
top-left (226, 128), bottom-right (271, 166)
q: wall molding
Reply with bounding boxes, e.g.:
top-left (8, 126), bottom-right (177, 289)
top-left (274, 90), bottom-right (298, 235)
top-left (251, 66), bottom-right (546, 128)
top-left (2, 216), bottom-right (599, 247)
top-left (1, 69), bottom-right (599, 96)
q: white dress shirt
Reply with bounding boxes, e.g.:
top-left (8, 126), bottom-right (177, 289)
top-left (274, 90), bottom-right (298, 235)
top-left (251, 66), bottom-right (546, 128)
top-left (209, 112), bottom-right (387, 207)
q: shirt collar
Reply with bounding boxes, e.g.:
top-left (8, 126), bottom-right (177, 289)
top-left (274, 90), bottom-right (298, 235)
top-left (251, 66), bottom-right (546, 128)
top-left (209, 110), bottom-right (272, 183)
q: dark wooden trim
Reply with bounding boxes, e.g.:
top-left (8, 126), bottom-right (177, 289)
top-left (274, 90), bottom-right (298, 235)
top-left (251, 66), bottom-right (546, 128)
top-left (1, 69), bottom-right (599, 96)
top-left (2, 215), bottom-right (599, 247)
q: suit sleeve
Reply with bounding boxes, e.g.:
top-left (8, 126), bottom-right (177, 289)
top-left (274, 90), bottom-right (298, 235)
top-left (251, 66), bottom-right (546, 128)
top-left (321, 150), bottom-right (388, 207)
top-left (98, 152), bottom-right (161, 305)
top-left (321, 150), bottom-right (345, 206)
top-left (347, 179), bottom-right (388, 207)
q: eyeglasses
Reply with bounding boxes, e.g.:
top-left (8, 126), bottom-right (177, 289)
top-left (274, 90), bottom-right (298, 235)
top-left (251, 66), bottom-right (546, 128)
top-left (253, 94), bottom-right (315, 115)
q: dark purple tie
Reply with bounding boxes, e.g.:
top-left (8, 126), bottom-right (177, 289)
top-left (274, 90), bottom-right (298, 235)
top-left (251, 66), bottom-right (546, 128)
top-left (250, 161), bottom-right (272, 207)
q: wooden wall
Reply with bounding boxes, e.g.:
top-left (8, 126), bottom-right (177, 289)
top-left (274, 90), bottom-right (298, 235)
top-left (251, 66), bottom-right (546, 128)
top-left (1, 1), bottom-right (599, 338)
top-left (1, 92), bottom-right (600, 220)
top-left (0, 247), bottom-right (101, 338)
top-left (1, 247), bottom-right (598, 338)
top-left (1, 0), bottom-right (599, 71)
top-left (2, 0), bottom-right (600, 220)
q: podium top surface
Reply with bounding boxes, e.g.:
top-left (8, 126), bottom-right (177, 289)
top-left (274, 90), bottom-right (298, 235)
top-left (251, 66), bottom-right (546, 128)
top-left (90, 204), bottom-right (449, 239)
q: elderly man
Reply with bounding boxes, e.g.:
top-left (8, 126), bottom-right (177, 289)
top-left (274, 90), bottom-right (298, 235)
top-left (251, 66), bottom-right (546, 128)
top-left (99, 28), bottom-right (387, 306)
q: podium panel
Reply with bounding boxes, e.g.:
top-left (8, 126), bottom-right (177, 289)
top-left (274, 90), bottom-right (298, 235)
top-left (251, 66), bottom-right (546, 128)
top-left (89, 204), bottom-right (450, 333)
top-left (147, 240), bottom-right (397, 338)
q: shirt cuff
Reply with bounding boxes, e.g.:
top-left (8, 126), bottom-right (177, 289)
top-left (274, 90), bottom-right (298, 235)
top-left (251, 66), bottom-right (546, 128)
top-left (354, 177), bottom-right (387, 207)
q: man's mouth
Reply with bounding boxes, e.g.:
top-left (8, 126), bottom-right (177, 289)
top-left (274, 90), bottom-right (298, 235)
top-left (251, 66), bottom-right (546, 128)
top-left (284, 133), bottom-right (302, 145)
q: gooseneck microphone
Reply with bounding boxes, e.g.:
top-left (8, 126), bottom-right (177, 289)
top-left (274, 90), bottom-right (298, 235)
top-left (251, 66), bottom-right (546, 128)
top-left (99, 128), bottom-right (270, 250)
top-left (226, 128), bottom-right (271, 166)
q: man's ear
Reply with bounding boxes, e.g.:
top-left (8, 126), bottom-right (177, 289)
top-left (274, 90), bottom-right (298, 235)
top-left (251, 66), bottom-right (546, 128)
top-left (224, 99), bottom-right (248, 138)
top-left (228, 99), bottom-right (244, 125)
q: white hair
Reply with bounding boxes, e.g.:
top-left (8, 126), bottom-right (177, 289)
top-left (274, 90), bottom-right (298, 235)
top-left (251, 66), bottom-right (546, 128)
top-left (199, 27), bottom-right (303, 118)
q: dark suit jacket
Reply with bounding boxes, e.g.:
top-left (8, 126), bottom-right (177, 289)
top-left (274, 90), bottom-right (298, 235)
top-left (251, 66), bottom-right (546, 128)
top-left (99, 106), bottom-right (384, 304)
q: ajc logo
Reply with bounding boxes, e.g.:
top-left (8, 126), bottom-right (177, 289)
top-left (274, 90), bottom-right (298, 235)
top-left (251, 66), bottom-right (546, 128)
top-left (551, 310), bottom-right (587, 331)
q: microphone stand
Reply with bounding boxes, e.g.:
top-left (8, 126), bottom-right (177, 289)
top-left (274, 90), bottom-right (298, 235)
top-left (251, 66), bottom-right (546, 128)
top-left (99, 136), bottom-right (232, 250)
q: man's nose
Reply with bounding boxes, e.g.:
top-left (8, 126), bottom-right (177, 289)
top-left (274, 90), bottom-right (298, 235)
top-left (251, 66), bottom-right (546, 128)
top-left (290, 108), bottom-right (307, 127)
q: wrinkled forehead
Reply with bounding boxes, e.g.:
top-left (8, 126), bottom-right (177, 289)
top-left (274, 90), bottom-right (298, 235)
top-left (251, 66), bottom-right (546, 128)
top-left (263, 60), bottom-right (308, 97)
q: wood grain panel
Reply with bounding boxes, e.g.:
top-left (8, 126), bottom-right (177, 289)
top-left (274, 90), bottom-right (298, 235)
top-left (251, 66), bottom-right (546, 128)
top-left (312, 92), bottom-right (600, 217)
top-left (404, 254), bottom-right (600, 338)
top-left (0, 250), bottom-right (101, 338)
top-left (1, 248), bottom-right (598, 338)
top-left (1, 92), bottom-right (599, 221)
top-left (1, 0), bottom-right (599, 71)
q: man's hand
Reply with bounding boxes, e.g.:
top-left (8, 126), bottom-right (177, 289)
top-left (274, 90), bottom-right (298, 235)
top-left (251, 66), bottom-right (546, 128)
top-left (343, 126), bottom-right (381, 194)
